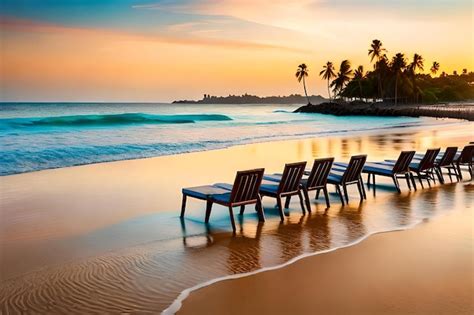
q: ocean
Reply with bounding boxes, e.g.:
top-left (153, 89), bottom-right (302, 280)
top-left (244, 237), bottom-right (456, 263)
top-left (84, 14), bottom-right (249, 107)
top-left (0, 102), bottom-right (444, 176)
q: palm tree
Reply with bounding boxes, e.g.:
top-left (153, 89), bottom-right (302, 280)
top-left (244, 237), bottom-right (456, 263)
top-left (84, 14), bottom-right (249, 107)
top-left (296, 63), bottom-right (311, 105)
top-left (330, 60), bottom-right (352, 98)
top-left (430, 61), bottom-right (440, 76)
top-left (408, 53), bottom-right (424, 102)
top-left (353, 65), bottom-right (365, 99)
top-left (391, 53), bottom-right (407, 106)
top-left (319, 62), bottom-right (336, 102)
top-left (368, 39), bottom-right (387, 100)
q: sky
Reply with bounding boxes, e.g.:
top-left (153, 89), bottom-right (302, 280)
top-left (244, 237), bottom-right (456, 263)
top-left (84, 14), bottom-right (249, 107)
top-left (0, 0), bottom-right (472, 102)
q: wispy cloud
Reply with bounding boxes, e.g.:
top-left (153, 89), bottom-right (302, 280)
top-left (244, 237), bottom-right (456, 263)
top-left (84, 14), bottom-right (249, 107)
top-left (0, 15), bottom-right (309, 53)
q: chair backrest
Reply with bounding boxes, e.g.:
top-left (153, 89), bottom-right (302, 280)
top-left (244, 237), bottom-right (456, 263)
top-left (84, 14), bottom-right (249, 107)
top-left (418, 148), bottom-right (440, 171)
top-left (341, 155), bottom-right (367, 183)
top-left (437, 147), bottom-right (458, 167)
top-left (306, 157), bottom-right (334, 189)
top-left (457, 145), bottom-right (474, 164)
top-left (230, 168), bottom-right (265, 204)
top-left (392, 151), bottom-right (416, 174)
top-left (278, 161), bottom-right (307, 194)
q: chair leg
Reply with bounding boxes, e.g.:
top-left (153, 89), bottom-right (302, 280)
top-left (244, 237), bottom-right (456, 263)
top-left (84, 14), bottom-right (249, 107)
top-left (417, 172), bottom-right (424, 189)
top-left (315, 189), bottom-right (321, 200)
top-left (284, 196), bottom-right (291, 209)
top-left (303, 188), bottom-right (311, 213)
top-left (457, 164), bottom-right (463, 180)
top-left (180, 194), bottom-right (187, 218)
top-left (228, 206), bottom-right (236, 232)
top-left (239, 205), bottom-right (245, 215)
top-left (343, 185), bottom-right (349, 203)
top-left (436, 167), bottom-right (444, 184)
top-left (367, 173), bottom-right (371, 187)
top-left (297, 191), bottom-right (306, 214)
top-left (323, 187), bottom-right (331, 208)
top-left (276, 196), bottom-right (285, 221)
top-left (205, 200), bottom-right (213, 223)
top-left (410, 172), bottom-right (417, 191)
top-left (392, 176), bottom-right (401, 193)
top-left (256, 196), bottom-right (265, 222)
top-left (356, 181), bottom-right (364, 200)
top-left (405, 173), bottom-right (411, 190)
top-left (359, 176), bottom-right (367, 199)
top-left (335, 185), bottom-right (345, 205)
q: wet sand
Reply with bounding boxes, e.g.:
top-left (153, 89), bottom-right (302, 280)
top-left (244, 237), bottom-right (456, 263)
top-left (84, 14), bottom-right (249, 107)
top-left (1, 121), bottom-right (473, 313)
top-left (178, 203), bottom-right (474, 315)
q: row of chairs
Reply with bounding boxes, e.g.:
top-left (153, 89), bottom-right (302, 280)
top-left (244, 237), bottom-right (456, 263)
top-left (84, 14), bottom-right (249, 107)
top-left (180, 144), bottom-right (473, 232)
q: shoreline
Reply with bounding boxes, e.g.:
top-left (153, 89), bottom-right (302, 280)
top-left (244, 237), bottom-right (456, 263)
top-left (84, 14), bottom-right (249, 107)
top-left (295, 102), bottom-right (474, 121)
top-left (177, 203), bottom-right (473, 314)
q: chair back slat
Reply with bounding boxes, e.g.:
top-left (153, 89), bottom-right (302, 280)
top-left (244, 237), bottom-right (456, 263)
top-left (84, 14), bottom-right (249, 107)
top-left (392, 151), bottom-right (416, 173)
top-left (418, 148), bottom-right (440, 171)
top-left (342, 155), bottom-right (367, 183)
top-left (230, 168), bottom-right (264, 203)
top-left (306, 158), bottom-right (334, 188)
top-left (278, 162), bottom-right (307, 194)
top-left (437, 147), bottom-right (458, 167)
top-left (457, 145), bottom-right (474, 164)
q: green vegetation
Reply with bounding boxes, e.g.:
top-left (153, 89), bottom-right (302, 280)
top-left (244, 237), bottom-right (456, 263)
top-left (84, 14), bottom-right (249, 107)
top-left (312, 39), bottom-right (474, 104)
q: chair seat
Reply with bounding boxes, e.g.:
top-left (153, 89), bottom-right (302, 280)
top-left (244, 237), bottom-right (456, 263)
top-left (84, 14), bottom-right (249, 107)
top-left (263, 174), bottom-right (283, 182)
top-left (327, 173), bottom-right (343, 184)
top-left (259, 181), bottom-right (279, 194)
top-left (214, 183), bottom-right (233, 190)
top-left (363, 163), bottom-right (394, 176)
top-left (182, 185), bottom-right (232, 200)
top-left (212, 192), bottom-right (232, 203)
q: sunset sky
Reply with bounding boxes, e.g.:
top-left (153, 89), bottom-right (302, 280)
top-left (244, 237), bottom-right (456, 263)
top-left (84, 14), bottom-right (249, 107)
top-left (1, 0), bottom-right (472, 102)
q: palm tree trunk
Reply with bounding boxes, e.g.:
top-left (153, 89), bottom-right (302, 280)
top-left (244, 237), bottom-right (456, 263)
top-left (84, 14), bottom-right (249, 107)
top-left (303, 76), bottom-right (310, 105)
top-left (327, 79), bottom-right (331, 103)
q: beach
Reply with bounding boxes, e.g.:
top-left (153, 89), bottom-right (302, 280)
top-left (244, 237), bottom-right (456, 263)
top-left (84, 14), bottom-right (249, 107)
top-left (178, 200), bottom-right (473, 315)
top-left (1, 118), bottom-right (473, 313)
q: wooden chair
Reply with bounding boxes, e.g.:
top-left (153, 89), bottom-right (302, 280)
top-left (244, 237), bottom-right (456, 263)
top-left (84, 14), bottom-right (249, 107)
top-left (181, 168), bottom-right (265, 232)
top-left (363, 151), bottom-right (416, 193)
top-left (434, 147), bottom-right (458, 183)
top-left (454, 145), bottom-right (474, 180)
top-left (260, 162), bottom-right (307, 220)
top-left (409, 148), bottom-right (440, 188)
top-left (328, 155), bottom-right (367, 205)
top-left (302, 157), bottom-right (334, 210)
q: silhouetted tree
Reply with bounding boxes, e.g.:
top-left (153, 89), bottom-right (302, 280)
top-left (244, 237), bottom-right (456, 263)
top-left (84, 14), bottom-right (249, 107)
top-left (430, 61), bottom-right (440, 76)
top-left (319, 62), bottom-right (336, 102)
top-left (296, 63), bottom-right (311, 104)
top-left (368, 39), bottom-right (387, 99)
top-left (331, 60), bottom-right (352, 98)
top-left (391, 53), bottom-right (407, 106)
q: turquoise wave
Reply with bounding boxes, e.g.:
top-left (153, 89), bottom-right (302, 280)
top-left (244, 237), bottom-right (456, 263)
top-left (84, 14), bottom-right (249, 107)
top-left (0, 113), bottom-right (232, 128)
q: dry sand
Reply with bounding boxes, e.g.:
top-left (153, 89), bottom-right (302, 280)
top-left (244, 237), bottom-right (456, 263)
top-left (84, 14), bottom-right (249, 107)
top-left (178, 203), bottom-right (474, 314)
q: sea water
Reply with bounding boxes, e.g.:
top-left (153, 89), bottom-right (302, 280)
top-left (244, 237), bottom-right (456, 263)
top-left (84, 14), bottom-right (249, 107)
top-left (0, 102), bottom-right (444, 175)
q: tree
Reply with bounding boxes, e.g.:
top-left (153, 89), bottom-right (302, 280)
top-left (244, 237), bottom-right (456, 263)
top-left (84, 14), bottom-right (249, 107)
top-left (296, 63), bottom-right (311, 105)
top-left (408, 53), bottom-right (424, 102)
top-left (353, 65), bottom-right (365, 99)
top-left (331, 60), bottom-right (352, 98)
top-left (391, 53), bottom-right (407, 106)
top-left (430, 61), bottom-right (440, 76)
top-left (319, 62), bottom-right (336, 102)
top-left (462, 68), bottom-right (468, 75)
top-left (368, 39), bottom-right (387, 99)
